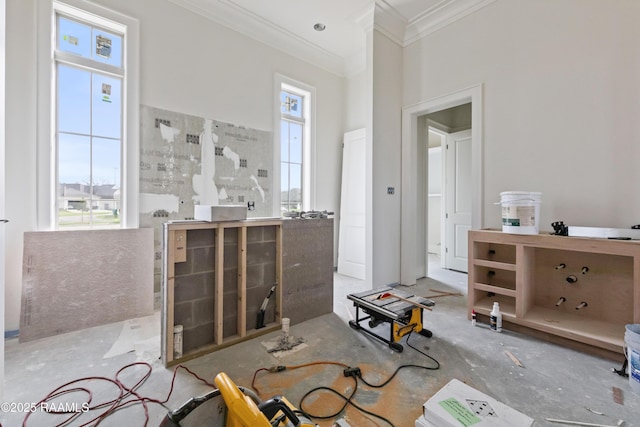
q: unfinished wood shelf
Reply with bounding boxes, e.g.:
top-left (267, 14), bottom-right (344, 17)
top-left (468, 229), bottom-right (640, 355)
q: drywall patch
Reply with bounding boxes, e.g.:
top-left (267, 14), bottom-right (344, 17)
top-left (140, 104), bottom-right (273, 217)
top-left (139, 193), bottom-right (180, 213)
top-left (159, 123), bottom-right (181, 143)
top-left (222, 146), bottom-right (240, 170)
top-left (250, 175), bottom-right (265, 202)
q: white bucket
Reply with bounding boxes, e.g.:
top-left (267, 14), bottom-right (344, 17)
top-left (625, 324), bottom-right (640, 395)
top-left (500, 191), bottom-right (542, 235)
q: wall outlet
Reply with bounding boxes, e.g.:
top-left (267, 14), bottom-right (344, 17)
top-left (387, 187), bottom-right (395, 195)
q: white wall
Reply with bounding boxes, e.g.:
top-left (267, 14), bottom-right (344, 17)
top-left (345, 70), bottom-right (367, 132)
top-left (404, 0), bottom-right (640, 231)
top-left (4, 0), bottom-right (346, 331)
top-left (371, 29), bottom-right (403, 287)
top-left (0, 0), bottom-right (6, 399)
top-left (5, 0), bottom-right (38, 333)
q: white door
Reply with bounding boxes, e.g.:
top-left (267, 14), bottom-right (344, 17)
top-left (338, 129), bottom-right (366, 280)
top-left (445, 129), bottom-right (472, 272)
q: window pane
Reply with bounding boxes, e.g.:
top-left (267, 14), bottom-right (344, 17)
top-left (59, 133), bottom-right (90, 185)
top-left (280, 92), bottom-right (288, 116)
top-left (58, 16), bottom-right (91, 58)
top-left (289, 163), bottom-right (301, 209)
top-left (281, 91), bottom-right (302, 118)
top-left (289, 122), bottom-right (302, 163)
top-left (280, 161), bottom-right (289, 201)
top-left (92, 137), bottom-right (120, 186)
top-left (92, 73), bottom-right (122, 139)
top-left (280, 121), bottom-right (289, 162)
top-left (92, 28), bottom-right (123, 67)
top-left (58, 65), bottom-right (91, 134)
top-left (58, 133), bottom-right (91, 227)
top-left (92, 137), bottom-right (121, 225)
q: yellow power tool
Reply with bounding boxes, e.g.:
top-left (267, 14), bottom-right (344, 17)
top-left (160, 372), bottom-right (317, 427)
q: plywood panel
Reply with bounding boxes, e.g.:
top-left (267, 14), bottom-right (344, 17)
top-left (20, 229), bottom-right (154, 342)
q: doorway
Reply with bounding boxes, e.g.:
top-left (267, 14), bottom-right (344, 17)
top-left (400, 85), bottom-right (483, 285)
top-left (425, 104), bottom-right (472, 274)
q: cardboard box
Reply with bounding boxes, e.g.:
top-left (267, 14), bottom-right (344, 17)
top-left (194, 205), bottom-right (247, 221)
top-left (422, 379), bottom-right (534, 427)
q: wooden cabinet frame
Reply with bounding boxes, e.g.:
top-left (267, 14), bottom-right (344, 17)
top-left (162, 220), bottom-right (283, 366)
top-left (468, 230), bottom-right (640, 357)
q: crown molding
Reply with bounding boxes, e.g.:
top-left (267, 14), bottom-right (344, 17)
top-left (371, 0), bottom-right (406, 47)
top-left (353, 2), bottom-right (375, 33)
top-left (168, 0), bottom-right (347, 77)
top-left (168, 0), bottom-right (498, 79)
top-left (404, 0), bottom-right (498, 46)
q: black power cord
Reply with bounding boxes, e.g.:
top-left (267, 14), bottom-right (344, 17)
top-left (250, 336), bottom-right (442, 427)
top-left (295, 355), bottom-right (439, 427)
top-left (298, 374), bottom-right (397, 427)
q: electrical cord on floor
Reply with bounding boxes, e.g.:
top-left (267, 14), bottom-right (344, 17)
top-left (251, 361), bottom-right (350, 394)
top-left (251, 352), bottom-right (441, 427)
top-left (21, 362), bottom-right (216, 427)
top-left (355, 362), bottom-right (439, 389)
top-left (298, 378), bottom-right (396, 427)
top-left (405, 331), bottom-right (441, 369)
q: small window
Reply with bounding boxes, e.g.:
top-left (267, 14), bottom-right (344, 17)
top-left (57, 16), bottom-right (123, 67)
top-left (57, 16), bottom-right (92, 58)
top-left (280, 92), bottom-right (303, 118)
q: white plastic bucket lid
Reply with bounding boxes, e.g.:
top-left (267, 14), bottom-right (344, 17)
top-left (500, 191), bottom-right (542, 198)
top-left (500, 191), bottom-right (542, 203)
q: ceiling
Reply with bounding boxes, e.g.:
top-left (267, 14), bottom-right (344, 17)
top-left (168, 0), bottom-right (496, 76)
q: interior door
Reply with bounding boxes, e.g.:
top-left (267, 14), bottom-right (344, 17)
top-left (338, 128), bottom-right (366, 280)
top-left (445, 129), bottom-right (472, 272)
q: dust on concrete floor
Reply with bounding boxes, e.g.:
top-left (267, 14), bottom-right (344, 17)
top-left (3, 269), bottom-right (640, 427)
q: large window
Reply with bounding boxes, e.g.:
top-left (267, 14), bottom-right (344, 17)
top-left (278, 80), bottom-right (314, 216)
top-left (38, 0), bottom-right (139, 230)
top-left (280, 90), bottom-right (304, 214)
top-left (55, 11), bottom-right (124, 228)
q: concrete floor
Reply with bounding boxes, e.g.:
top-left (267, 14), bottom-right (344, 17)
top-left (3, 258), bottom-right (639, 426)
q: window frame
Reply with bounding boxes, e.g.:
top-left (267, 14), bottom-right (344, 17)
top-left (273, 74), bottom-right (316, 217)
top-left (37, 0), bottom-right (140, 230)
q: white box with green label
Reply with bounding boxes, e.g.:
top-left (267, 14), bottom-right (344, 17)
top-left (422, 379), bottom-right (533, 427)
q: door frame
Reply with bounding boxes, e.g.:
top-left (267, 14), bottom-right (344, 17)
top-left (401, 84), bottom-right (483, 285)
